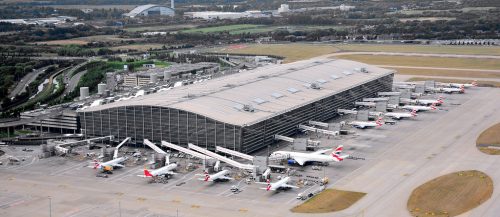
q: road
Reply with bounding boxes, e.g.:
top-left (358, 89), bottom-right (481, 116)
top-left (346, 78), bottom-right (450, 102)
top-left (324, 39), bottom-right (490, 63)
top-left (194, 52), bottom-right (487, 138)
top-left (63, 70), bottom-right (86, 95)
top-left (8, 66), bottom-right (51, 98)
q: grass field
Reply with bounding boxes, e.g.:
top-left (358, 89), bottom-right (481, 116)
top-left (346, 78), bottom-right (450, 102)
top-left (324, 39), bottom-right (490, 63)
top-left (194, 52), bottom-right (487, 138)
top-left (407, 77), bottom-right (500, 88)
top-left (217, 43), bottom-right (340, 63)
top-left (390, 68), bottom-right (500, 79)
top-left (181, 24), bottom-right (265, 34)
top-left (182, 25), bottom-right (351, 35)
top-left (291, 189), bottom-right (366, 213)
top-left (407, 170), bottom-right (493, 217)
top-left (337, 55), bottom-right (500, 71)
top-left (476, 123), bottom-right (500, 155)
top-left (335, 44), bottom-right (500, 56)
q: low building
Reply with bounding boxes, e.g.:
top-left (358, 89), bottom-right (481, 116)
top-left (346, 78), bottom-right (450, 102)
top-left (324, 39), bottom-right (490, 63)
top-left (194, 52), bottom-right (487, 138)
top-left (122, 62), bottom-right (220, 87)
top-left (184, 11), bottom-right (270, 20)
top-left (21, 109), bottom-right (79, 133)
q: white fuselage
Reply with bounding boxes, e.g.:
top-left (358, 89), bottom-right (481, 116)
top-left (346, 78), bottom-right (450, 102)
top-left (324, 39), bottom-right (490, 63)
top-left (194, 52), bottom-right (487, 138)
top-left (268, 177), bottom-right (292, 191)
top-left (149, 163), bottom-right (177, 176)
top-left (349, 121), bottom-right (379, 129)
top-left (441, 87), bottom-right (464, 94)
top-left (384, 112), bottom-right (415, 119)
top-left (204, 170), bottom-right (231, 182)
top-left (401, 105), bottom-right (434, 112)
top-left (416, 99), bottom-right (442, 106)
top-left (97, 157), bottom-right (126, 171)
top-left (271, 151), bottom-right (334, 165)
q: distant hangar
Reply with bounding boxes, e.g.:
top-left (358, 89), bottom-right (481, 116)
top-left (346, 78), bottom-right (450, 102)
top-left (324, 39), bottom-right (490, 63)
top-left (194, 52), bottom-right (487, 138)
top-left (79, 58), bottom-right (394, 154)
top-left (124, 4), bottom-right (174, 18)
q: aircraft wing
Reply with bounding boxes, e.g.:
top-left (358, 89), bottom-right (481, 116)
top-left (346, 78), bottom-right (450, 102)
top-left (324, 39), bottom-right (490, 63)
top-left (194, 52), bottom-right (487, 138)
top-left (282, 184), bottom-right (299, 189)
top-left (218, 176), bottom-right (233, 180)
top-left (311, 149), bottom-right (332, 155)
top-left (157, 171), bottom-right (177, 176)
top-left (111, 163), bottom-right (125, 168)
top-left (293, 157), bottom-right (307, 166)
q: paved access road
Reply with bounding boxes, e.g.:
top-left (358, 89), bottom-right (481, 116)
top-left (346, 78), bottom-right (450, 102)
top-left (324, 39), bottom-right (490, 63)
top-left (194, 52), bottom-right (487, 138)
top-left (8, 66), bottom-right (51, 98)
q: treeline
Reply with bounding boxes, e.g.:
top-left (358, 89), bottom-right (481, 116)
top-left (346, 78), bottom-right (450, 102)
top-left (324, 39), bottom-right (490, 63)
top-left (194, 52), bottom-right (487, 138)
top-left (0, 25), bottom-right (120, 44)
top-left (0, 6), bottom-right (126, 20)
top-left (57, 45), bottom-right (96, 56)
top-left (63, 61), bottom-right (109, 101)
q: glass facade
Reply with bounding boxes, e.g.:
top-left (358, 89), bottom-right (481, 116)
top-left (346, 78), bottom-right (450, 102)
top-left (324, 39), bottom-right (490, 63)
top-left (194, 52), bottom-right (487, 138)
top-left (80, 74), bottom-right (393, 154)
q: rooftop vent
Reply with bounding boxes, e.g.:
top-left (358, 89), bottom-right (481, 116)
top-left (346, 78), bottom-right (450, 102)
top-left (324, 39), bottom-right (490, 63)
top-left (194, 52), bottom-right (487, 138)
top-left (316, 79), bottom-right (328, 84)
top-left (234, 104), bottom-right (255, 112)
top-left (243, 104), bottom-right (255, 112)
top-left (330, 75), bottom-right (340, 80)
top-left (287, 87), bottom-right (300, 93)
top-left (271, 92), bottom-right (284, 99)
top-left (233, 104), bottom-right (244, 111)
top-left (253, 98), bottom-right (267, 104)
top-left (342, 71), bottom-right (353, 76)
top-left (310, 82), bottom-right (321, 90)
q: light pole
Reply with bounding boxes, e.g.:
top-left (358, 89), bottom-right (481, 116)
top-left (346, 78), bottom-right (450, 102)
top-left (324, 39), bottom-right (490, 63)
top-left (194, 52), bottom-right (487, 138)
top-left (119, 201), bottom-right (122, 217)
top-left (48, 196), bottom-right (52, 217)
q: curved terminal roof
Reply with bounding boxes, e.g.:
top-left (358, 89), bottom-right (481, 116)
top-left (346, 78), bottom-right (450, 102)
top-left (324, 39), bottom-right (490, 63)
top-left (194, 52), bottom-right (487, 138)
top-left (80, 58), bottom-right (394, 126)
top-left (125, 4), bottom-right (172, 17)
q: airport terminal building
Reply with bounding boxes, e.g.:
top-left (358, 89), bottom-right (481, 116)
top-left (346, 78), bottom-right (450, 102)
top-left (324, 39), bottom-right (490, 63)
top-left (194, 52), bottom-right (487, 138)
top-left (78, 58), bottom-right (394, 154)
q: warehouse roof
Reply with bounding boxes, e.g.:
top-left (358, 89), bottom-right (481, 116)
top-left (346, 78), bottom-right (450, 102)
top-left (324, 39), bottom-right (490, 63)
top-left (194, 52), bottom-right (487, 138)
top-left (80, 58), bottom-right (394, 126)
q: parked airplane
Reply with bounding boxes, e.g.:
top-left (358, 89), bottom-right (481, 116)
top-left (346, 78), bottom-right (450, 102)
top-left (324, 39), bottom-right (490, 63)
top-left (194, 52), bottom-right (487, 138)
top-left (196, 170), bottom-right (233, 182)
top-left (384, 109), bottom-right (418, 120)
top-left (138, 163), bottom-right (177, 179)
top-left (348, 117), bottom-right (384, 129)
top-left (416, 96), bottom-right (444, 106)
top-left (92, 157), bottom-right (127, 172)
top-left (256, 177), bottom-right (299, 191)
top-left (441, 86), bottom-right (465, 94)
top-left (269, 145), bottom-right (349, 166)
top-left (439, 80), bottom-right (477, 88)
top-left (401, 104), bottom-right (437, 112)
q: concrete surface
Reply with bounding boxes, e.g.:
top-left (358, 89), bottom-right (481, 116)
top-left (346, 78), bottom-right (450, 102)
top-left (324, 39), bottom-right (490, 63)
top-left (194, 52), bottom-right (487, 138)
top-left (0, 87), bottom-right (499, 217)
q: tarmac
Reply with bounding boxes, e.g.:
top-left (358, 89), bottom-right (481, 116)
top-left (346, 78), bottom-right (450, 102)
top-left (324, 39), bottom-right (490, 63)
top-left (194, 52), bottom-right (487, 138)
top-left (0, 86), bottom-right (499, 217)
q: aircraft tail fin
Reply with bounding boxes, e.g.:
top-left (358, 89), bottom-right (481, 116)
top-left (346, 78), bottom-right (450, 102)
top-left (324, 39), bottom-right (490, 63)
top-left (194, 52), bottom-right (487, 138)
top-left (376, 117), bottom-right (383, 127)
top-left (144, 169), bottom-right (153, 177)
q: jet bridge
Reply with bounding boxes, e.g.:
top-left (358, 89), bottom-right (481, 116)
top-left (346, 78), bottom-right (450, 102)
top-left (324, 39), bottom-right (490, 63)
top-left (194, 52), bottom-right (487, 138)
top-left (337, 109), bottom-right (383, 117)
top-left (308, 121), bottom-right (329, 128)
top-left (363, 97), bottom-right (389, 102)
top-left (274, 134), bottom-right (321, 147)
top-left (188, 143), bottom-right (255, 171)
top-left (298, 125), bottom-right (339, 136)
top-left (160, 141), bottom-right (213, 160)
top-left (143, 139), bottom-right (167, 154)
top-left (113, 137), bottom-right (131, 159)
top-left (215, 146), bottom-right (254, 161)
top-left (378, 92), bottom-right (401, 96)
top-left (59, 135), bottom-right (114, 148)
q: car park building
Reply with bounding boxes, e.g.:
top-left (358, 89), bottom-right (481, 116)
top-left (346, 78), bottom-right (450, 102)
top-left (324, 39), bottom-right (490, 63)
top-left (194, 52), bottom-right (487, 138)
top-left (78, 58), bottom-right (394, 154)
